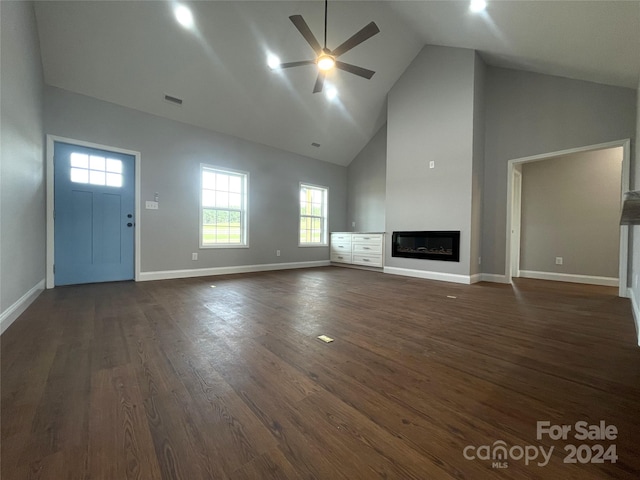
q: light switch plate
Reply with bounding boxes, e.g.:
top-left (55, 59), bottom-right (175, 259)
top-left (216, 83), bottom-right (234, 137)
top-left (145, 201), bottom-right (159, 210)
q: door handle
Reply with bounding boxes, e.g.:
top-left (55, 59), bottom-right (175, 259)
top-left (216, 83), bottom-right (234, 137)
top-left (127, 214), bottom-right (133, 218)
top-left (127, 223), bottom-right (133, 227)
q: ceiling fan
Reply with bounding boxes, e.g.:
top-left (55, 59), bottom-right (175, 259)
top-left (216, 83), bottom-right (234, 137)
top-left (275, 0), bottom-right (380, 93)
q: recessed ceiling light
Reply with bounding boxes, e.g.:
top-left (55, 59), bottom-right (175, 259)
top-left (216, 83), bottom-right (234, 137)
top-left (325, 86), bottom-right (338, 100)
top-left (469, 0), bottom-right (487, 13)
top-left (174, 4), bottom-right (194, 28)
top-left (267, 54), bottom-right (281, 70)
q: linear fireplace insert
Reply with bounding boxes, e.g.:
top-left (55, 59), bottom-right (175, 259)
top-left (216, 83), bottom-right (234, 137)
top-left (392, 231), bottom-right (460, 262)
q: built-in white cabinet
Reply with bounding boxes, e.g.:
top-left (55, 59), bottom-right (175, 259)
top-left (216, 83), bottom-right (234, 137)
top-left (330, 232), bottom-right (384, 268)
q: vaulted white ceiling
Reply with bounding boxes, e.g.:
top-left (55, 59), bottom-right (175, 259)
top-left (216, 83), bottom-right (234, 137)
top-left (34, 1), bottom-right (640, 166)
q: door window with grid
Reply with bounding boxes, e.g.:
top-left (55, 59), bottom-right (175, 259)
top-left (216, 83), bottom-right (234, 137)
top-left (201, 165), bottom-right (248, 247)
top-left (299, 183), bottom-right (328, 245)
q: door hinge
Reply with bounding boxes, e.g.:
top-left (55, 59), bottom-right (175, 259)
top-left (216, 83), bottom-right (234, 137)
top-left (53, 264), bottom-right (55, 273)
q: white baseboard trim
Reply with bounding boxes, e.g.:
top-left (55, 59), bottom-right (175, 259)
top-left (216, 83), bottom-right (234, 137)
top-left (479, 273), bottom-right (510, 284)
top-left (139, 260), bottom-right (331, 282)
top-left (383, 267), bottom-right (473, 284)
top-left (519, 270), bottom-right (619, 287)
top-left (469, 274), bottom-right (482, 284)
top-left (628, 288), bottom-right (640, 347)
top-left (0, 279), bottom-right (45, 335)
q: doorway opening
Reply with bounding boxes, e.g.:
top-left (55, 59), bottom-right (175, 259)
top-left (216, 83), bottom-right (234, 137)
top-left (505, 139), bottom-right (630, 298)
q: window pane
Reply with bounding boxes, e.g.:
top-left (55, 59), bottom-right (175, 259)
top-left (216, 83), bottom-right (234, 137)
top-left (89, 155), bottom-right (105, 171)
top-left (229, 211), bottom-right (241, 225)
top-left (106, 173), bottom-right (122, 187)
top-left (312, 189), bottom-right (322, 203)
top-left (203, 171), bottom-right (216, 189)
top-left (216, 210), bottom-right (229, 225)
top-left (229, 227), bottom-right (241, 243)
top-left (203, 209), bottom-right (216, 224)
top-left (106, 158), bottom-right (122, 173)
top-left (89, 170), bottom-right (105, 185)
top-left (202, 190), bottom-right (215, 207)
top-left (229, 193), bottom-right (241, 209)
top-left (70, 153), bottom-right (88, 169)
top-left (216, 191), bottom-right (229, 208)
top-left (70, 167), bottom-right (89, 184)
top-left (216, 173), bottom-right (229, 191)
top-left (229, 176), bottom-right (242, 193)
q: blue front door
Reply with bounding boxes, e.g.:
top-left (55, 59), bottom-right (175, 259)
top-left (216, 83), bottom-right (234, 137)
top-left (54, 142), bottom-right (135, 286)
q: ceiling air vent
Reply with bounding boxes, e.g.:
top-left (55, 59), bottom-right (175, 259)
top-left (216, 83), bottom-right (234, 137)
top-left (311, 142), bottom-right (321, 148)
top-left (163, 94), bottom-right (183, 106)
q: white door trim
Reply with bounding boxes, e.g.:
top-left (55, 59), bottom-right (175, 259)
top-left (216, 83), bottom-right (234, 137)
top-left (505, 139), bottom-right (630, 298)
top-left (46, 135), bottom-right (141, 288)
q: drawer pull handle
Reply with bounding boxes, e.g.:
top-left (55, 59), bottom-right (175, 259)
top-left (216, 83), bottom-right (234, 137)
top-left (363, 247), bottom-right (370, 250)
top-left (363, 258), bottom-right (370, 262)
top-left (338, 256), bottom-right (343, 259)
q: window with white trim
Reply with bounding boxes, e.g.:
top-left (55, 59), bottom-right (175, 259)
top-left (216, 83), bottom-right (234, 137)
top-left (299, 183), bottom-right (328, 245)
top-left (200, 165), bottom-right (248, 247)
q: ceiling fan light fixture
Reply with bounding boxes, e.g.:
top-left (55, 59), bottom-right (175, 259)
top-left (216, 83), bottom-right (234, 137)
top-left (317, 55), bottom-right (336, 71)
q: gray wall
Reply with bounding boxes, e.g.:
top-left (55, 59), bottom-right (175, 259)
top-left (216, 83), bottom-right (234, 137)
top-left (520, 148), bottom-right (623, 278)
top-left (386, 45), bottom-right (477, 276)
top-left (0, 1), bottom-right (45, 314)
top-left (347, 124), bottom-right (386, 233)
top-left (483, 67), bottom-right (637, 276)
top-left (44, 87), bottom-right (347, 273)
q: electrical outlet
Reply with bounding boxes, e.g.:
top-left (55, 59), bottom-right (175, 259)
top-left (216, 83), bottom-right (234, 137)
top-left (478, 257), bottom-right (482, 265)
top-left (429, 161), bottom-right (435, 169)
top-left (276, 250), bottom-right (281, 257)
top-left (145, 201), bottom-right (159, 210)
top-left (352, 221), bottom-right (356, 228)
top-left (555, 257), bottom-right (563, 265)
top-left (192, 252), bottom-right (198, 261)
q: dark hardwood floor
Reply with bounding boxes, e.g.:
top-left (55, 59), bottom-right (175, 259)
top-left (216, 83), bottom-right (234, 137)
top-left (2, 267), bottom-right (640, 479)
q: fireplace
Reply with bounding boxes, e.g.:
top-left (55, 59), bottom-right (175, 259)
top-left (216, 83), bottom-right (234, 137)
top-left (392, 231), bottom-right (460, 262)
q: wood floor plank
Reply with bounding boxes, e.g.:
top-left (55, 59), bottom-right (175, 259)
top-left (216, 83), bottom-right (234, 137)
top-left (2, 268), bottom-right (640, 479)
top-left (88, 364), bottom-right (162, 480)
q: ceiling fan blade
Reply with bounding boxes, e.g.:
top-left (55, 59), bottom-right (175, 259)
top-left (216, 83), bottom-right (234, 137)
top-left (313, 72), bottom-right (326, 93)
top-left (335, 61), bottom-right (375, 79)
top-left (289, 15), bottom-right (323, 56)
top-left (331, 21), bottom-right (380, 58)
top-left (278, 60), bottom-right (316, 69)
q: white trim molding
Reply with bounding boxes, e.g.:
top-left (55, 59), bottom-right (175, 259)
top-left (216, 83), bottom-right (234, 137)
top-left (519, 270), bottom-right (619, 287)
top-left (138, 260), bottom-right (331, 282)
top-left (628, 288), bottom-right (640, 347)
top-left (0, 279), bottom-right (45, 335)
top-left (384, 267), bottom-right (474, 284)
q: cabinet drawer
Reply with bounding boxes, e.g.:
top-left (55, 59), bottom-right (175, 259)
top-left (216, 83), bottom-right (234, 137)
top-left (330, 242), bottom-right (351, 253)
top-left (331, 252), bottom-right (352, 263)
top-left (352, 254), bottom-right (382, 267)
top-left (352, 243), bottom-right (382, 254)
top-left (331, 233), bottom-right (352, 244)
top-left (352, 233), bottom-right (382, 244)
